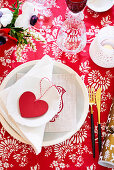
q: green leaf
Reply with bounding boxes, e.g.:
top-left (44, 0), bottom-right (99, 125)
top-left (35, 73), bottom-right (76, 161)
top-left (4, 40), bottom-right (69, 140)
top-left (13, 27), bottom-right (25, 32)
top-left (19, 2), bottom-right (22, 5)
top-left (12, 4), bottom-right (15, 8)
top-left (11, 7), bottom-right (16, 10)
top-left (11, 29), bottom-right (16, 34)
top-left (25, 35), bottom-right (31, 37)
top-left (24, 38), bottom-right (28, 44)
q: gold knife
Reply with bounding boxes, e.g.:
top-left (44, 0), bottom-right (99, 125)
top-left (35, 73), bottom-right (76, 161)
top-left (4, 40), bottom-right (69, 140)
top-left (96, 87), bottom-right (102, 153)
top-left (96, 88), bottom-right (101, 124)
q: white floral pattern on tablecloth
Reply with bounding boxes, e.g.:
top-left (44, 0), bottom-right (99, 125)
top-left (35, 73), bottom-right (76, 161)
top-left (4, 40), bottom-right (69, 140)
top-left (0, 0), bottom-right (114, 169)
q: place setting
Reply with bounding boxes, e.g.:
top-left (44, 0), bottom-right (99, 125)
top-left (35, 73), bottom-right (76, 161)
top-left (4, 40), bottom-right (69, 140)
top-left (0, 0), bottom-right (114, 169)
top-left (0, 55), bottom-right (89, 151)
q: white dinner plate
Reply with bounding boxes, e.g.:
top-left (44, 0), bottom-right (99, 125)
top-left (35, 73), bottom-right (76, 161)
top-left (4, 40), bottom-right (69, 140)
top-left (0, 60), bottom-right (89, 146)
top-left (87, 0), bottom-right (114, 12)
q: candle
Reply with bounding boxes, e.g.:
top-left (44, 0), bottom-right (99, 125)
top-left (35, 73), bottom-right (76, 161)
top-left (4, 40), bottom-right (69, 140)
top-left (101, 39), bottom-right (114, 50)
top-left (103, 45), bottom-right (113, 50)
top-left (89, 0), bottom-right (96, 3)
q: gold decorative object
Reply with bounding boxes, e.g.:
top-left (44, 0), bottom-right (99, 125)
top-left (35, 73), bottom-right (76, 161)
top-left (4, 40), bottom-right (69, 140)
top-left (98, 98), bottom-right (114, 168)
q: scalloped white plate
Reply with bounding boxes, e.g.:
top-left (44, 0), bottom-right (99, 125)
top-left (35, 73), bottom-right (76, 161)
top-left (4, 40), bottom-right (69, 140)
top-left (0, 60), bottom-right (89, 146)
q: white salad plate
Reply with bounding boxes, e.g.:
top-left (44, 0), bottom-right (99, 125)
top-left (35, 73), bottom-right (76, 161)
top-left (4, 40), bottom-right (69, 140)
top-left (87, 0), bottom-right (114, 12)
top-left (0, 60), bottom-right (89, 146)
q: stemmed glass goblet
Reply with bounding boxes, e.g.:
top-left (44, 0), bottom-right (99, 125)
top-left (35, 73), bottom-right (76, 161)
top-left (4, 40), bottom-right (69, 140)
top-left (66, 0), bottom-right (87, 13)
top-left (57, 0), bottom-right (87, 54)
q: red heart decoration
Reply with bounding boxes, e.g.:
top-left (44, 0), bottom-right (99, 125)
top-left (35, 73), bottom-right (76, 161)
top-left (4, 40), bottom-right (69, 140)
top-left (19, 91), bottom-right (48, 118)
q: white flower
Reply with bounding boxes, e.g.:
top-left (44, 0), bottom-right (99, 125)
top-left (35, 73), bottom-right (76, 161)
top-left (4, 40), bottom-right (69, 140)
top-left (31, 163), bottom-right (40, 170)
top-left (79, 61), bottom-right (90, 73)
top-left (111, 125), bottom-right (114, 131)
top-left (3, 162), bottom-right (9, 168)
top-left (88, 70), bottom-right (111, 91)
top-left (76, 156), bottom-right (84, 167)
top-left (69, 154), bottom-right (76, 163)
top-left (44, 146), bottom-right (52, 157)
top-left (0, 8), bottom-right (13, 28)
top-left (105, 139), bottom-right (110, 149)
top-left (104, 150), bottom-right (110, 160)
top-left (59, 163), bottom-right (65, 168)
top-left (53, 161), bottom-right (58, 167)
top-left (54, 140), bottom-right (74, 160)
top-left (15, 2), bottom-right (38, 29)
top-left (0, 139), bottom-right (19, 159)
top-left (87, 163), bottom-right (96, 170)
top-left (76, 128), bottom-right (87, 143)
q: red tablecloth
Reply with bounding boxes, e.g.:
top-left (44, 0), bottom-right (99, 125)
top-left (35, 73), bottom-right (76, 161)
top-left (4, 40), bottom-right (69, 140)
top-left (0, 0), bottom-right (114, 169)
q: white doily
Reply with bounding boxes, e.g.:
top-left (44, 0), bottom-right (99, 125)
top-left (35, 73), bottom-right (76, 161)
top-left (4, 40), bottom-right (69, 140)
top-left (89, 26), bottom-right (114, 68)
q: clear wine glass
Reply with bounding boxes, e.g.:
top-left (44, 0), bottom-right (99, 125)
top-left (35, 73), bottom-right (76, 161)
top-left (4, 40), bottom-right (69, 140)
top-left (57, 0), bottom-right (87, 54)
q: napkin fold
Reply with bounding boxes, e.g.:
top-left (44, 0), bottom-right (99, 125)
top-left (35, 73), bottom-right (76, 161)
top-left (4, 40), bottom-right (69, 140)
top-left (98, 98), bottom-right (114, 168)
top-left (17, 73), bottom-right (77, 132)
top-left (0, 55), bottom-right (60, 154)
top-left (45, 74), bottom-right (77, 132)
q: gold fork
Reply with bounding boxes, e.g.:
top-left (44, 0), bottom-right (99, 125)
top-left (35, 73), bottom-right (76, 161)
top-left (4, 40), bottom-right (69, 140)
top-left (88, 87), bottom-right (95, 158)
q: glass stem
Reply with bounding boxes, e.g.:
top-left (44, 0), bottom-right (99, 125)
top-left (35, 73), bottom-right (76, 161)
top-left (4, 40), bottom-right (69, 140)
top-left (68, 10), bottom-right (84, 21)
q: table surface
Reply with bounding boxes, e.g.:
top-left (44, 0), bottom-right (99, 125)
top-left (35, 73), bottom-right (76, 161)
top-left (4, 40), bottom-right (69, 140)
top-left (0, 0), bottom-right (114, 169)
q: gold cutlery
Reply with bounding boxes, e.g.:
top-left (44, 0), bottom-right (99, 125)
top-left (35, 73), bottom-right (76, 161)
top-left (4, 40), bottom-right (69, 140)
top-left (96, 87), bottom-right (102, 153)
top-left (88, 87), bottom-right (95, 158)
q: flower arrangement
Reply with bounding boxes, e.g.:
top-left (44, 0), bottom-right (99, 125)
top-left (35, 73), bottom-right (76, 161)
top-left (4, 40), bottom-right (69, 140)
top-left (0, 0), bottom-right (45, 61)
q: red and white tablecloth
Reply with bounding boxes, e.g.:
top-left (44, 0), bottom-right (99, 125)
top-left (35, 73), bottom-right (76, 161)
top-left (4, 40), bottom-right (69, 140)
top-left (0, 0), bottom-right (114, 169)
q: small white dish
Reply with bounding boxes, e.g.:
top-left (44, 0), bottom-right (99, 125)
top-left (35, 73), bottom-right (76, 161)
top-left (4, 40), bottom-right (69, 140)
top-left (0, 60), bottom-right (89, 146)
top-left (87, 0), bottom-right (114, 12)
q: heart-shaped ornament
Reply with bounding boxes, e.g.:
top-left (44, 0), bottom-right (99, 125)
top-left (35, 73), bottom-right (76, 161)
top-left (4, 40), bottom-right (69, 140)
top-left (19, 91), bottom-right (48, 118)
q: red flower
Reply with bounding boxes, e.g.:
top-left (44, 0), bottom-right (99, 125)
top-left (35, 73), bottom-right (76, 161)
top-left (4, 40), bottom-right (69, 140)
top-left (0, 28), bottom-right (17, 57)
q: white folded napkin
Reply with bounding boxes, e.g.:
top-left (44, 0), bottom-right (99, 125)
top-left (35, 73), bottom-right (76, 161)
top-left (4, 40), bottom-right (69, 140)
top-left (45, 74), bottom-right (77, 132)
top-left (0, 55), bottom-right (60, 154)
top-left (16, 73), bottom-right (77, 132)
top-left (7, 76), bottom-right (60, 127)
